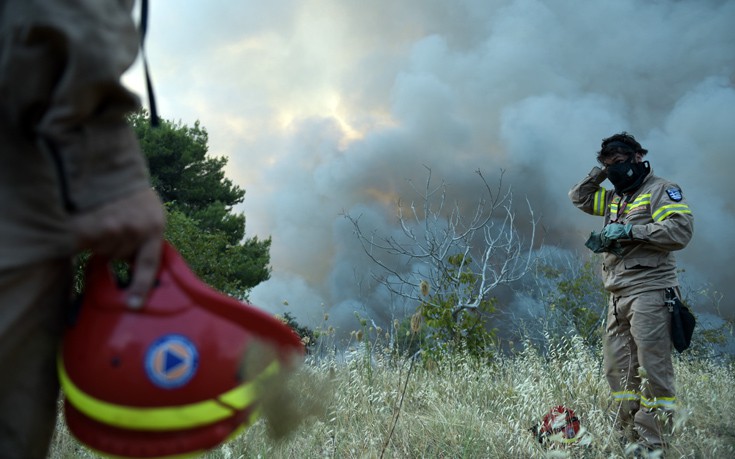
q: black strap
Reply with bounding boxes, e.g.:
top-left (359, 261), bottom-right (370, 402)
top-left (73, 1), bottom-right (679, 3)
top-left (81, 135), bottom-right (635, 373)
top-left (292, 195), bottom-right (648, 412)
top-left (610, 193), bottom-right (632, 223)
top-left (139, 0), bottom-right (159, 127)
top-left (612, 296), bottom-right (620, 325)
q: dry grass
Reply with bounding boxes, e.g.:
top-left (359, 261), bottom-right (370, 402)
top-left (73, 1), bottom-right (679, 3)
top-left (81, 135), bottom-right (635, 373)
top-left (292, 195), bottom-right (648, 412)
top-left (49, 336), bottom-right (735, 459)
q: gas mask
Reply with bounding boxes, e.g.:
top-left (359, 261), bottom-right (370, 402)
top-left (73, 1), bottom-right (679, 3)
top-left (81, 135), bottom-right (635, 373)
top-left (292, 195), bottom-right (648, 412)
top-left (606, 157), bottom-right (650, 195)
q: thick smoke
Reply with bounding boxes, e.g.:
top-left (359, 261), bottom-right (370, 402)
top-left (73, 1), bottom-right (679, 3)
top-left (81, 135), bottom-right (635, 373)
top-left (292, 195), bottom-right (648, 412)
top-left (135, 0), bottom-right (735, 335)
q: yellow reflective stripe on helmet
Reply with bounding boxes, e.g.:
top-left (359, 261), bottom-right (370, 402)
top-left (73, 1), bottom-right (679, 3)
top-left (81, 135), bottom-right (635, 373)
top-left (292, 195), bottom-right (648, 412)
top-left (59, 358), bottom-right (231, 430)
top-left (652, 203), bottom-right (691, 222)
top-left (611, 391), bottom-right (640, 401)
top-left (593, 188), bottom-right (606, 216)
top-left (58, 355), bottom-right (275, 431)
top-left (641, 396), bottom-right (676, 410)
top-left (218, 361), bottom-right (279, 409)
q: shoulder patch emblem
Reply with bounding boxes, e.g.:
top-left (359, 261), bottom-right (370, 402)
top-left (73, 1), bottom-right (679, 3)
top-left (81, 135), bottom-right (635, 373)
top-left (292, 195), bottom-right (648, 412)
top-left (666, 188), bottom-right (683, 202)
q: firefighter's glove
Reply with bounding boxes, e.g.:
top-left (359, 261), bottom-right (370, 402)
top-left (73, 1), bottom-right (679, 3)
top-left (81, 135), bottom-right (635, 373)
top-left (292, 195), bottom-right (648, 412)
top-left (602, 223), bottom-right (632, 243)
top-left (585, 231), bottom-right (606, 253)
top-left (585, 231), bottom-right (624, 256)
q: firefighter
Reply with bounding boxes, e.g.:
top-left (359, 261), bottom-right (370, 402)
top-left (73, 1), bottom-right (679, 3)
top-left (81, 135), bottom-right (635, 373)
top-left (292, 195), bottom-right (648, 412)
top-left (0, 1), bottom-right (165, 457)
top-left (568, 132), bottom-right (694, 451)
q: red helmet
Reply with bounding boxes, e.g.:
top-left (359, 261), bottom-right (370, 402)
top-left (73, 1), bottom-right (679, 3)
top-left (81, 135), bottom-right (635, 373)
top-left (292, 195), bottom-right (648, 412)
top-left (530, 405), bottom-right (581, 445)
top-left (58, 242), bottom-right (303, 458)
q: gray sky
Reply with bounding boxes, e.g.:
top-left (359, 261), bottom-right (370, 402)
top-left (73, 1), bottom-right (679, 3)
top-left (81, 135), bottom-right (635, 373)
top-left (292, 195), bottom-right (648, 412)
top-left (125, 0), bottom-right (735, 333)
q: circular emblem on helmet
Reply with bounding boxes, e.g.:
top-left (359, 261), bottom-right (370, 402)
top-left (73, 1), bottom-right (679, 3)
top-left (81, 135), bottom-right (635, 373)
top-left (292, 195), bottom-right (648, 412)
top-left (145, 334), bottom-right (199, 389)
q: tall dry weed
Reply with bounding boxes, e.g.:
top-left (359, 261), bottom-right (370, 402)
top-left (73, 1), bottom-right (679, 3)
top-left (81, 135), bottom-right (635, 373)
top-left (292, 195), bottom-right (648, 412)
top-left (49, 335), bottom-right (735, 458)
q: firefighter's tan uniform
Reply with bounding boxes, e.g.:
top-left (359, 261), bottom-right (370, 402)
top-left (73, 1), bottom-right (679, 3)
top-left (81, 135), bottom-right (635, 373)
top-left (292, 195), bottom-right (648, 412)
top-left (569, 166), bottom-right (694, 447)
top-left (0, 1), bottom-right (150, 457)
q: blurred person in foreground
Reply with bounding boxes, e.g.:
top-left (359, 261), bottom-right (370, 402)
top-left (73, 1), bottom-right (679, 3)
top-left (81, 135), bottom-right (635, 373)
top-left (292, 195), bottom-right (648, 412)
top-left (0, 1), bottom-right (164, 457)
top-left (569, 132), bottom-right (694, 453)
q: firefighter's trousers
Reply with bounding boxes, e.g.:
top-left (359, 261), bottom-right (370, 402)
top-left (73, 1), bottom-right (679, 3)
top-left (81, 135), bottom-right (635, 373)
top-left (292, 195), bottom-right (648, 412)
top-left (0, 259), bottom-right (71, 459)
top-left (603, 288), bottom-right (675, 448)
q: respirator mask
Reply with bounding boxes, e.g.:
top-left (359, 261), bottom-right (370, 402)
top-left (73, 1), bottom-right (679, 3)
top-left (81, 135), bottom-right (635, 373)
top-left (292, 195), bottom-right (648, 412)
top-left (606, 156), bottom-right (650, 195)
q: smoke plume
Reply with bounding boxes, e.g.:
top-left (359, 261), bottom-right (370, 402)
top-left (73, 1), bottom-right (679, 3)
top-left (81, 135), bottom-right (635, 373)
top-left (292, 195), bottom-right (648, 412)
top-left (134, 0), bottom-right (735, 336)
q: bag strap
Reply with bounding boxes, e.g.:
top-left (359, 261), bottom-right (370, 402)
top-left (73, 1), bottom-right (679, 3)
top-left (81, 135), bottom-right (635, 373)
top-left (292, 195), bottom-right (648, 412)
top-left (665, 288), bottom-right (677, 312)
top-left (139, 0), bottom-right (159, 127)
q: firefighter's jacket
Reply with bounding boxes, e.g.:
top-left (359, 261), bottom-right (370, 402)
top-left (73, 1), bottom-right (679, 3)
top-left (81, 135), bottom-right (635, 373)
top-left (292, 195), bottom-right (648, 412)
top-left (0, 0), bottom-right (150, 270)
top-left (569, 166), bottom-right (694, 296)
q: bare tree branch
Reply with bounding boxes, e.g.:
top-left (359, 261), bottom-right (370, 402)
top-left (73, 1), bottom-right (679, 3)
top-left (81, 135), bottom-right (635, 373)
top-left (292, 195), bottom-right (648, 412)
top-left (344, 168), bottom-right (539, 321)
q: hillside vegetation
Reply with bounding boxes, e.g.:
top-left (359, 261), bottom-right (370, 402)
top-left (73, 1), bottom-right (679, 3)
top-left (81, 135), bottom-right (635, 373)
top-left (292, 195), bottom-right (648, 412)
top-left (50, 334), bottom-right (735, 459)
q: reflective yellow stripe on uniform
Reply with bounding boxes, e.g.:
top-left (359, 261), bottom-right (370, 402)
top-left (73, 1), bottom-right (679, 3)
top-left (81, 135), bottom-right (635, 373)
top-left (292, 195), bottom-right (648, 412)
top-left (611, 391), bottom-right (640, 402)
top-left (641, 396), bottom-right (677, 410)
top-left (652, 203), bottom-right (691, 222)
top-left (593, 188), bottom-right (607, 216)
top-left (58, 355), bottom-right (279, 431)
top-left (626, 194), bottom-right (651, 213)
top-left (612, 391), bottom-right (676, 410)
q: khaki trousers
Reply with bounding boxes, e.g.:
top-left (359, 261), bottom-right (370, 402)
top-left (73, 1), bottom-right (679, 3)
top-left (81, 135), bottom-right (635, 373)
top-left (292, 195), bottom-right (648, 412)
top-left (603, 288), bottom-right (675, 448)
top-left (0, 259), bottom-right (71, 459)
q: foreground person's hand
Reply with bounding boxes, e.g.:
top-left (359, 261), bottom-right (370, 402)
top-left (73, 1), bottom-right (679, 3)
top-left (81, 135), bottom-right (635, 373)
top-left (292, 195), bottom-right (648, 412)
top-left (71, 187), bottom-right (166, 309)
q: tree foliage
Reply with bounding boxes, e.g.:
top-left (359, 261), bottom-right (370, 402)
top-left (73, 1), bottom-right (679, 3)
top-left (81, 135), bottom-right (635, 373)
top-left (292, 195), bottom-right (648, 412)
top-left (531, 254), bottom-right (607, 348)
top-left (164, 207), bottom-right (270, 299)
top-left (551, 258), bottom-right (607, 346)
top-left (410, 254), bottom-right (498, 360)
top-left (129, 111), bottom-right (271, 297)
top-left (278, 312), bottom-right (316, 353)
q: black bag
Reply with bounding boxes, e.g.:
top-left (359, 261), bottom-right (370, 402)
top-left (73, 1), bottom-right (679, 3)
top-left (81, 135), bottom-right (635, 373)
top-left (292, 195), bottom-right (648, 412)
top-left (667, 288), bottom-right (695, 353)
